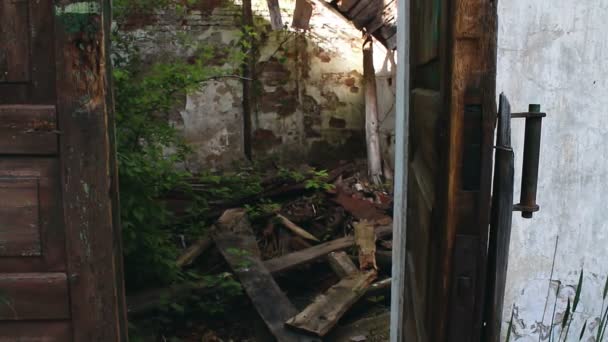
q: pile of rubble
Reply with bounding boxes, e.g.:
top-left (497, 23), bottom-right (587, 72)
top-left (129, 161), bottom-right (395, 341)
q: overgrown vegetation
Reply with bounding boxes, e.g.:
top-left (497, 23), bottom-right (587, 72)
top-left (111, 13), bottom-right (336, 339)
top-left (111, 19), bottom-right (256, 339)
top-left (113, 42), bottom-right (228, 289)
top-left (506, 270), bottom-right (608, 341)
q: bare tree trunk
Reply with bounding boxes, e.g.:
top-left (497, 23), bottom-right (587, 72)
top-left (363, 37), bottom-right (383, 185)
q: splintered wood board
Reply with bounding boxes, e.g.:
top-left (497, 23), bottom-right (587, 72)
top-left (213, 210), bottom-right (317, 342)
top-left (264, 225), bottom-right (392, 275)
top-left (286, 270), bottom-right (377, 336)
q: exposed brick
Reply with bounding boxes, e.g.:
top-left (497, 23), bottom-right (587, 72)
top-left (344, 77), bottom-right (356, 87)
top-left (260, 87), bottom-right (298, 116)
top-left (260, 58), bottom-right (292, 87)
top-left (316, 48), bottom-right (332, 63)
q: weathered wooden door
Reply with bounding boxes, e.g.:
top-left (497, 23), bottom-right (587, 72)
top-left (0, 0), bottom-right (127, 340)
top-left (403, 0), bottom-right (498, 341)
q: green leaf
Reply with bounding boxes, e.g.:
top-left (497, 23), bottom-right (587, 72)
top-left (603, 275), bottom-right (608, 300)
top-left (562, 298), bottom-right (571, 329)
top-left (506, 307), bottom-right (515, 342)
top-left (598, 306), bottom-right (608, 341)
top-left (579, 320), bottom-right (587, 340)
top-left (573, 269), bottom-right (583, 312)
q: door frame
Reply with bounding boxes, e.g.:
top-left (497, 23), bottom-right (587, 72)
top-left (390, 0), bottom-right (498, 340)
top-left (54, 0), bottom-right (128, 340)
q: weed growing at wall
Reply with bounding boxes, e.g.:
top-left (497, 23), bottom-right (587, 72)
top-left (505, 270), bottom-right (608, 341)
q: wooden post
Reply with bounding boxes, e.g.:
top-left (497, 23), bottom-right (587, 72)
top-left (363, 37), bottom-right (383, 185)
top-left (389, 0), bottom-right (410, 338)
top-left (54, 0), bottom-right (128, 340)
top-left (292, 0), bottom-right (313, 30)
top-left (266, 0), bottom-right (284, 30)
top-left (242, 0), bottom-right (254, 160)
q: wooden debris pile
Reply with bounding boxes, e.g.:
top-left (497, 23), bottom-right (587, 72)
top-left (128, 161), bottom-right (395, 341)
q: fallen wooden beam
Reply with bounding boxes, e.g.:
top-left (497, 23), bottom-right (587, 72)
top-left (328, 251), bottom-right (391, 300)
top-left (286, 270), bottom-right (377, 336)
top-left (327, 251), bottom-right (358, 278)
top-left (264, 225), bottom-right (392, 275)
top-left (176, 236), bottom-right (213, 268)
top-left (365, 277), bottom-right (391, 298)
top-left (213, 209), bottom-right (316, 342)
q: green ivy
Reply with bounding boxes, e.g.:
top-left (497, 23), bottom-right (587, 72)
top-left (113, 31), bottom-right (247, 289)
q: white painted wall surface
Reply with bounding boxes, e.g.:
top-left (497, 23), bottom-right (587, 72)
top-left (497, 0), bottom-right (608, 340)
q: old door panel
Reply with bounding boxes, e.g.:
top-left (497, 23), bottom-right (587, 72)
top-left (408, 162), bottom-right (433, 313)
top-left (412, 0), bottom-right (440, 65)
top-left (0, 273), bottom-right (70, 320)
top-left (0, 0), bottom-right (30, 83)
top-left (411, 89), bottom-right (441, 174)
top-left (0, 105), bottom-right (58, 155)
top-left (0, 178), bottom-right (41, 256)
top-left (0, 158), bottom-right (65, 272)
top-left (0, 0), bottom-right (55, 104)
top-left (407, 0), bottom-right (497, 340)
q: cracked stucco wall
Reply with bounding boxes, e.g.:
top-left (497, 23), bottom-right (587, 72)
top-left (497, 0), bottom-right (608, 340)
top-left (115, 0), bottom-right (395, 171)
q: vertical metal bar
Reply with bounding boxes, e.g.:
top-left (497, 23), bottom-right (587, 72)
top-left (389, 0), bottom-right (411, 338)
top-left (518, 104), bottom-right (542, 218)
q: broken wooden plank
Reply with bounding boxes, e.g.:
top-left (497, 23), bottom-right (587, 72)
top-left (336, 0), bottom-right (358, 12)
top-left (286, 270), bottom-right (378, 336)
top-left (213, 209), bottom-right (315, 342)
top-left (292, 0), bottom-right (313, 30)
top-left (366, 277), bottom-right (391, 298)
top-left (176, 236), bottom-right (213, 268)
top-left (332, 191), bottom-right (391, 222)
top-left (354, 220), bottom-right (377, 271)
top-left (352, 0), bottom-right (383, 29)
top-left (327, 251), bottom-right (358, 278)
top-left (266, 0), bottom-right (284, 30)
top-left (264, 225), bottom-right (392, 275)
top-left (276, 213), bottom-right (320, 242)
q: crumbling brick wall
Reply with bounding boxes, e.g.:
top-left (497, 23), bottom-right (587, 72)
top-left (114, 0), bottom-right (395, 171)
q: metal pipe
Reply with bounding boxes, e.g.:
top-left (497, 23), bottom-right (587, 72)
top-left (517, 104), bottom-right (543, 218)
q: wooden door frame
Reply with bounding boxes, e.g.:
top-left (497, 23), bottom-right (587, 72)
top-left (54, 0), bottom-right (128, 340)
top-left (391, 0), bottom-right (498, 340)
top-left (388, 0), bottom-right (410, 337)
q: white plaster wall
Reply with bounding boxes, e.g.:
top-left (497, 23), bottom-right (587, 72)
top-left (497, 1), bottom-right (608, 340)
